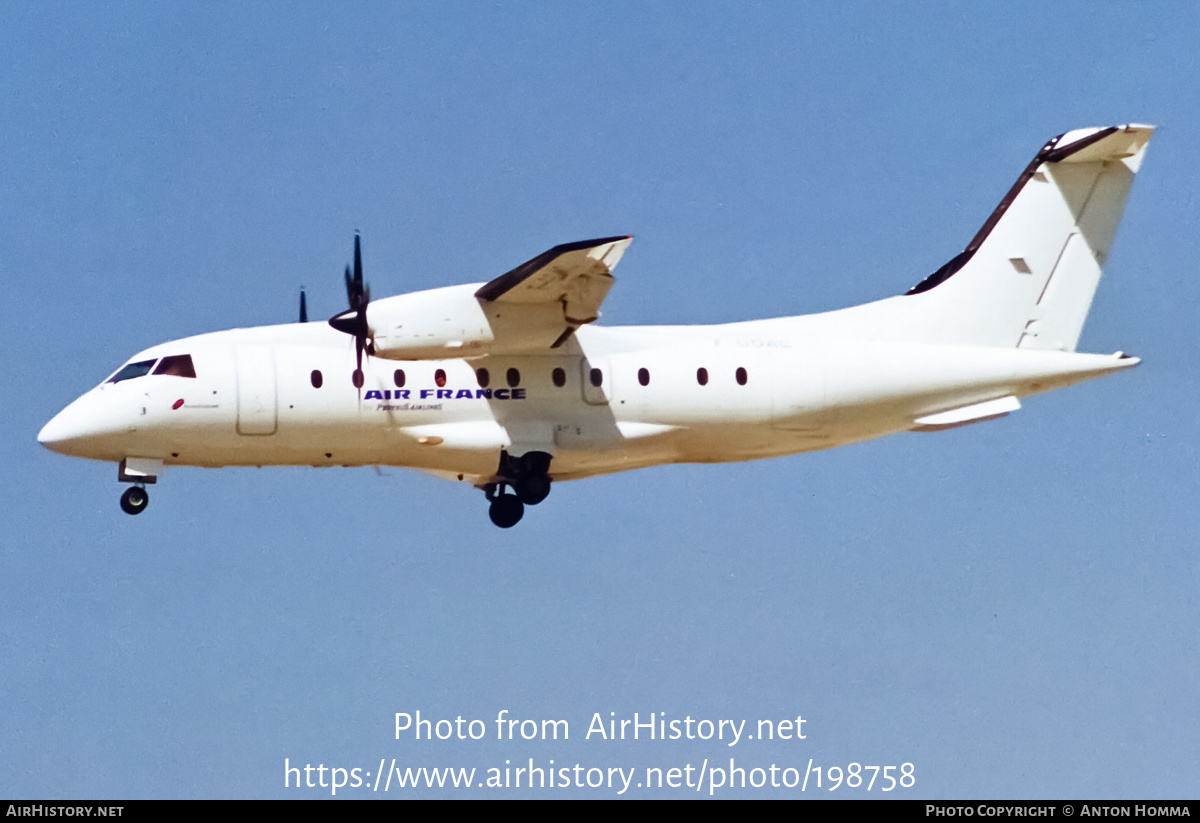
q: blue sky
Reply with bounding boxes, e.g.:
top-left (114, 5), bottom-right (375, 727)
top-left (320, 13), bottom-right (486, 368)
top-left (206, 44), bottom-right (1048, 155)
top-left (3, 1), bottom-right (1198, 798)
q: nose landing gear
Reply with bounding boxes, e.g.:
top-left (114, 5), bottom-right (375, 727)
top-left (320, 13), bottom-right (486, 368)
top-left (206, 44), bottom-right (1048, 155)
top-left (483, 450), bottom-right (553, 528)
top-left (116, 459), bottom-right (159, 516)
top-left (120, 485), bottom-right (149, 515)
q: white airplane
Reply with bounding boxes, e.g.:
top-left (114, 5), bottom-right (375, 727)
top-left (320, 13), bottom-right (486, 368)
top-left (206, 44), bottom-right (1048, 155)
top-left (39, 124), bottom-right (1154, 527)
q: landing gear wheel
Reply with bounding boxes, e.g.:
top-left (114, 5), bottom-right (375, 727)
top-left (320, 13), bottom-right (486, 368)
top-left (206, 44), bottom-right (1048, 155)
top-left (488, 494), bottom-right (524, 528)
top-left (120, 486), bottom-right (149, 515)
top-left (515, 473), bottom-right (551, 505)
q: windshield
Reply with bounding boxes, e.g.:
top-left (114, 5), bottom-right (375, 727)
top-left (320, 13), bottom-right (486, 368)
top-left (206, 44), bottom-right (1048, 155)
top-left (153, 354), bottom-right (196, 378)
top-left (107, 359), bottom-right (158, 384)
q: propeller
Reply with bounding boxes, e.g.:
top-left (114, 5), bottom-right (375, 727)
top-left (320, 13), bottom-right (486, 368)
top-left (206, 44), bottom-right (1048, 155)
top-left (328, 233), bottom-right (372, 389)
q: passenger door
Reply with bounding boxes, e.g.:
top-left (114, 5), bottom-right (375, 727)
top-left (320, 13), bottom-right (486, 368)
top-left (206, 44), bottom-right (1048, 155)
top-left (235, 346), bottom-right (278, 435)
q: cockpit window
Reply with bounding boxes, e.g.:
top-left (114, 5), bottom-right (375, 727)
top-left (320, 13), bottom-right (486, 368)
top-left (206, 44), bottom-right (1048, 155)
top-left (107, 359), bottom-right (157, 383)
top-left (153, 354), bottom-right (196, 378)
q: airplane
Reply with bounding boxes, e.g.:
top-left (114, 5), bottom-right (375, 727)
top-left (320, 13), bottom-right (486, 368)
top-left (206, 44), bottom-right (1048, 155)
top-left (38, 124), bottom-right (1154, 528)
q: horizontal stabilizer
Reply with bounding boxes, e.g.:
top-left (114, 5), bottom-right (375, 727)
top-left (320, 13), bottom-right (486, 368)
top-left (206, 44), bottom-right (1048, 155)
top-left (911, 396), bottom-right (1021, 432)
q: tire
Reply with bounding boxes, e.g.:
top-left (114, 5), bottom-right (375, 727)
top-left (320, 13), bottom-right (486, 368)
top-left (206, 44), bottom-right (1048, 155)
top-left (516, 474), bottom-right (551, 505)
top-left (488, 495), bottom-right (524, 528)
top-left (120, 486), bottom-right (149, 515)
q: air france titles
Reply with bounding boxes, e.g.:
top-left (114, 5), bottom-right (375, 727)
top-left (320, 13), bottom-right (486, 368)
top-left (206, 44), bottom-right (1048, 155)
top-left (365, 387), bottom-right (526, 410)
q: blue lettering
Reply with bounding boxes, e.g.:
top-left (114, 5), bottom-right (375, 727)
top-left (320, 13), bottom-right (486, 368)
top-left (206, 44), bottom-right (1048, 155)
top-left (365, 390), bottom-right (383, 400)
top-left (513, 388), bottom-right (526, 399)
top-left (437, 389), bottom-right (452, 399)
top-left (475, 389), bottom-right (493, 399)
top-left (494, 389), bottom-right (510, 399)
top-left (420, 389), bottom-right (434, 399)
top-left (455, 389), bottom-right (474, 399)
top-left (396, 390), bottom-right (410, 399)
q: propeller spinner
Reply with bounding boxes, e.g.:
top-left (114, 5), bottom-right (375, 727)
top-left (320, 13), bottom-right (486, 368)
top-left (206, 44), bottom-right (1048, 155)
top-left (328, 233), bottom-right (372, 388)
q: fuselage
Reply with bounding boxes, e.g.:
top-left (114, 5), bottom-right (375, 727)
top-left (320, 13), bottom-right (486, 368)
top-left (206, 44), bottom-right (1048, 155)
top-left (38, 306), bottom-right (1136, 488)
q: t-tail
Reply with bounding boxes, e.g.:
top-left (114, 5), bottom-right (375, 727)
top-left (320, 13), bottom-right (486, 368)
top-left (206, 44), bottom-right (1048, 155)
top-left (813, 124), bottom-right (1154, 351)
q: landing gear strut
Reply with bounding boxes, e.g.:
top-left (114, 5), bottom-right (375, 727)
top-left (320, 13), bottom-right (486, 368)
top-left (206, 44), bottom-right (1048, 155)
top-left (482, 450), bottom-right (553, 528)
top-left (120, 485), bottom-right (149, 515)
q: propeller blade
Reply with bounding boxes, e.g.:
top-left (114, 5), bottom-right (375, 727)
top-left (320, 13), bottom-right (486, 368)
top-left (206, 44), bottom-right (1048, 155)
top-left (353, 233), bottom-right (363, 302)
top-left (328, 233), bottom-right (372, 393)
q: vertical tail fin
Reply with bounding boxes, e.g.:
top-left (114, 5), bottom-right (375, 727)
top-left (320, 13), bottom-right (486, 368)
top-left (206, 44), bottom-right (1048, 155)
top-left (904, 124), bottom-right (1154, 350)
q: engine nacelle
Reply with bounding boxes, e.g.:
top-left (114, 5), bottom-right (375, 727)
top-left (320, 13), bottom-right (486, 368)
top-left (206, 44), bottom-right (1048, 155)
top-left (367, 284), bottom-right (569, 360)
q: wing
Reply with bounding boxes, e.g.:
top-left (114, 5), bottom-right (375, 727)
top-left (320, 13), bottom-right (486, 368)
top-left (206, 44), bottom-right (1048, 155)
top-left (475, 236), bottom-right (632, 325)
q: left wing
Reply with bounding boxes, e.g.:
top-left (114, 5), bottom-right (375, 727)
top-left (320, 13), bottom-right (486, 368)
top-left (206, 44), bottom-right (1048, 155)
top-left (475, 236), bottom-right (632, 325)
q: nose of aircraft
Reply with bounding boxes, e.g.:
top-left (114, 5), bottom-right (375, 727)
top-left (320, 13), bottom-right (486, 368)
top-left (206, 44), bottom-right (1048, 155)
top-left (38, 400), bottom-right (89, 455)
top-left (38, 393), bottom-right (123, 459)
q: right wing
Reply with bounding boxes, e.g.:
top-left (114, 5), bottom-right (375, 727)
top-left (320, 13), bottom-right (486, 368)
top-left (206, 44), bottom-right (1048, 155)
top-left (474, 236), bottom-right (632, 325)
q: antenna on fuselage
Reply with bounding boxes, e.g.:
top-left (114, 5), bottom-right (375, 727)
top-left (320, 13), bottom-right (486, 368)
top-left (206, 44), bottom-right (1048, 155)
top-left (299, 287), bottom-right (308, 323)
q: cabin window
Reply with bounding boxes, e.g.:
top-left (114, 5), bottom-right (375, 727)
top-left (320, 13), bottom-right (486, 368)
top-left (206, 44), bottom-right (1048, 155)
top-left (107, 359), bottom-right (157, 384)
top-left (590, 368), bottom-right (603, 388)
top-left (638, 367), bottom-right (650, 386)
top-left (736, 367), bottom-right (748, 386)
top-left (393, 369), bottom-right (406, 388)
top-left (506, 368), bottom-right (520, 388)
top-left (552, 367), bottom-right (566, 387)
top-left (435, 369), bottom-right (447, 388)
top-left (310, 369), bottom-right (323, 388)
top-left (697, 367), bottom-right (708, 386)
top-left (153, 354), bottom-right (196, 378)
top-left (476, 368), bottom-right (490, 388)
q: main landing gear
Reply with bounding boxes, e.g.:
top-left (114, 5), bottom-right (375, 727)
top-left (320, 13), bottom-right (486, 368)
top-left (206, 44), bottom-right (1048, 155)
top-left (483, 450), bottom-right (553, 528)
top-left (120, 485), bottom-right (149, 515)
